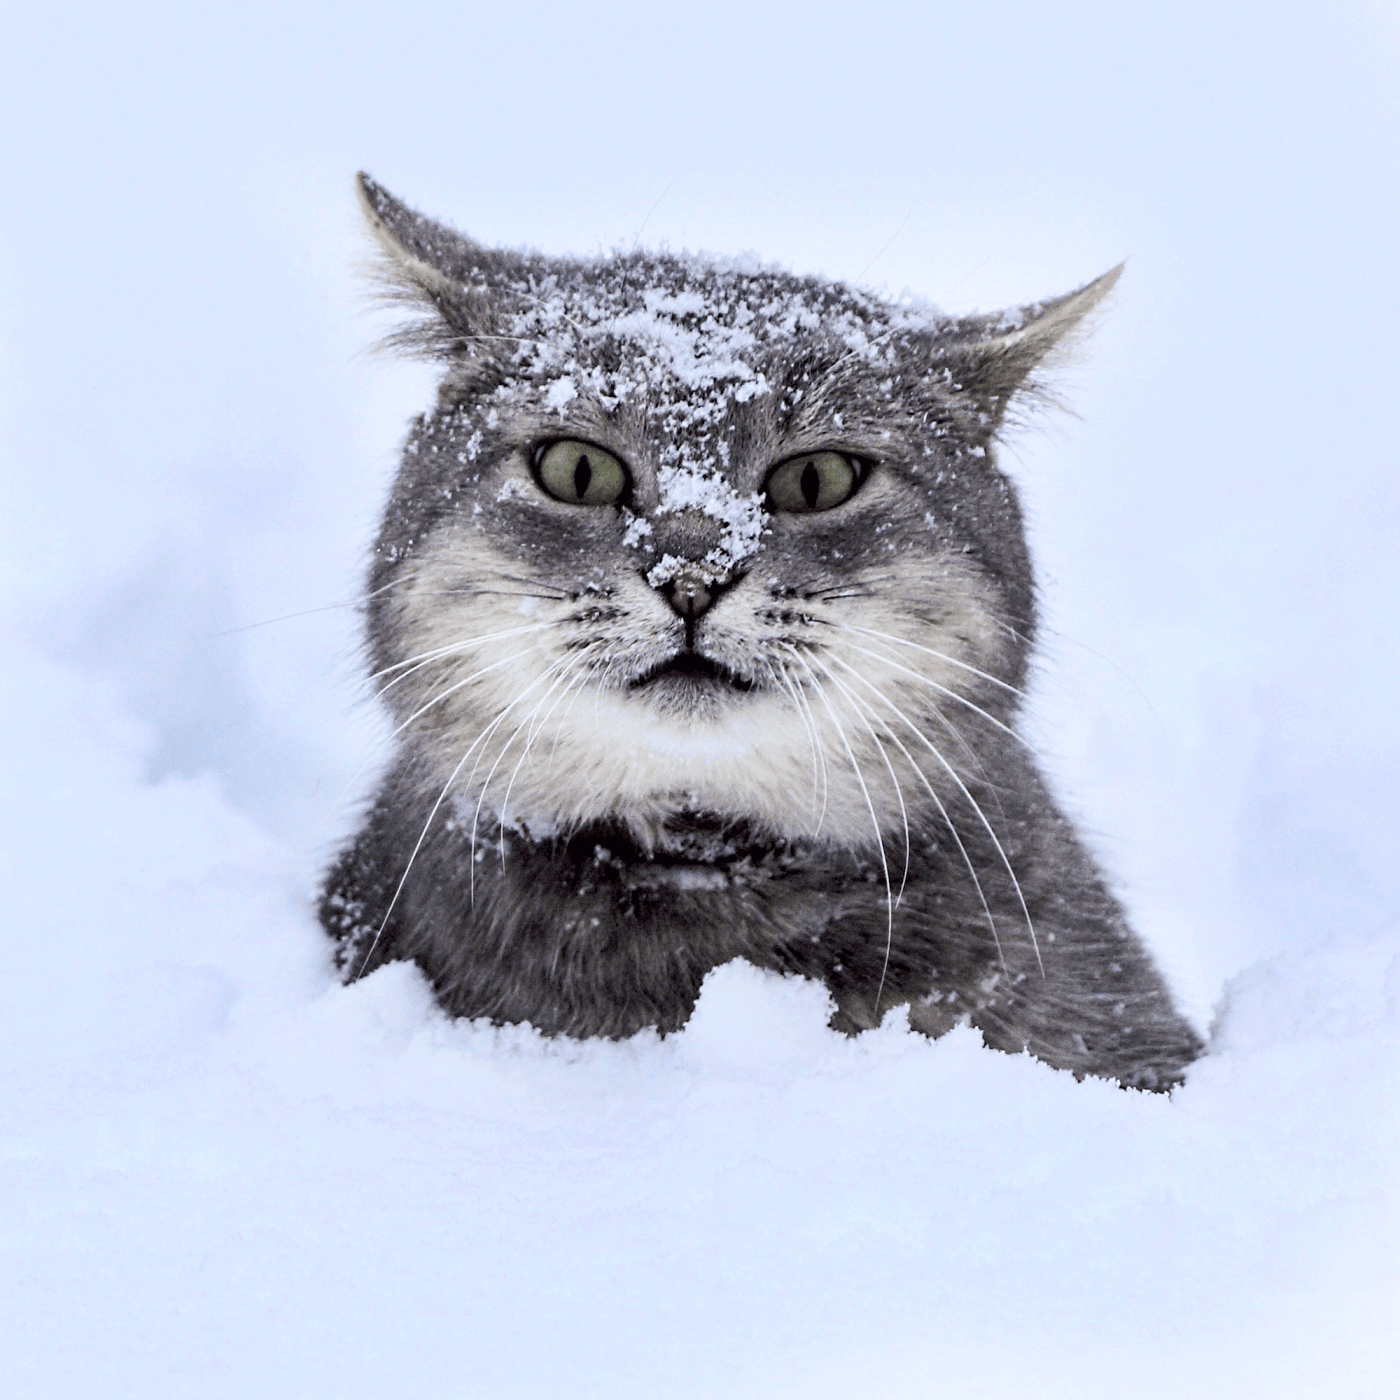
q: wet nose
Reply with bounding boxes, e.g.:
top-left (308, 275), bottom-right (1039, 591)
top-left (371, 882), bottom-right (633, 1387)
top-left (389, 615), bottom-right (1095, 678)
top-left (665, 575), bottom-right (713, 620)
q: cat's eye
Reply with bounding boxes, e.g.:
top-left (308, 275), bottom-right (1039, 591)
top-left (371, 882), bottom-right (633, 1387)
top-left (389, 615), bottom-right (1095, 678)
top-left (764, 451), bottom-right (862, 513)
top-left (534, 440), bottom-right (629, 506)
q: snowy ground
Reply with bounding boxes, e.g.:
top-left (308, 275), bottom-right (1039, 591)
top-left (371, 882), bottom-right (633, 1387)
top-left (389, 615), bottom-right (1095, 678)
top-left (3, 3), bottom-right (1398, 1396)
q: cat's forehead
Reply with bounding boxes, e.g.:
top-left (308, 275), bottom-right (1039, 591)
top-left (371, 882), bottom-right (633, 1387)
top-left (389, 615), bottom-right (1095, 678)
top-left (506, 252), bottom-right (900, 333)
top-left (493, 252), bottom-right (937, 399)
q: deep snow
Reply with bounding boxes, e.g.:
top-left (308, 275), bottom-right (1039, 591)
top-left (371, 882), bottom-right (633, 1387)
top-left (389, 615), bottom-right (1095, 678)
top-left (3, 2), bottom-right (1399, 1396)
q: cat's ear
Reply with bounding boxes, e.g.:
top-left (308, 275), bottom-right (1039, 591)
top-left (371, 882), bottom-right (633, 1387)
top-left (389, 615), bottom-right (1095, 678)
top-left (944, 264), bottom-right (1123, 434)
top-left (355, 173), bottom-right (523, 360)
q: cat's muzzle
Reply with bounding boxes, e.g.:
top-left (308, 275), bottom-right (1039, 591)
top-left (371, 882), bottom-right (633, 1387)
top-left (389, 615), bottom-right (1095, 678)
top-left (629, 650), bottom-right (754, 692)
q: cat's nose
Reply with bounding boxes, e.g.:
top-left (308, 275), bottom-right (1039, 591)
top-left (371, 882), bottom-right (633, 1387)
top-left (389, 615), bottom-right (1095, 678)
top-left (665, 574), bottom-right (713, 620)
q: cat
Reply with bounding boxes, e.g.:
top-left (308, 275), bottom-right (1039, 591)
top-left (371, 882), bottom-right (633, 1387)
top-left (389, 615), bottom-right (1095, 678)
top-left (320, 172), bottom-right (1203, 1091)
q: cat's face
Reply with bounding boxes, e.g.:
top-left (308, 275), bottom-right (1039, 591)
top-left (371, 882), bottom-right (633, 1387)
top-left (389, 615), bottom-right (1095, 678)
top-left (359, 177), bottom-right (1113, 852)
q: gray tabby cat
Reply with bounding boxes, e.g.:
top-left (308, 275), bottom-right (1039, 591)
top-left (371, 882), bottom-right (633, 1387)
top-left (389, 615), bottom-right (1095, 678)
top-left (321, 173), bottom-right (1202, 1090)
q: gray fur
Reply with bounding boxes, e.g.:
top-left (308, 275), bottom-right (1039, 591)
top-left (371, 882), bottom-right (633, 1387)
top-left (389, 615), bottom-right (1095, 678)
top-left (322, 173), bottom-right (1202, 1090)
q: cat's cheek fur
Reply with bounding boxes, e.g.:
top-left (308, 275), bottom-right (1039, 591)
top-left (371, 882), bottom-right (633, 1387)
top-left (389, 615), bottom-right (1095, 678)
top-left (382, 519), bottom-right (1010, 851)
top-left (381, 526), bottom-right (863, 845)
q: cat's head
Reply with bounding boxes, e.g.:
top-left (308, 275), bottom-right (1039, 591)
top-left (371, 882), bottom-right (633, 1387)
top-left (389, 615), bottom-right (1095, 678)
top-left (356, 174), bottom-right (1116, 852)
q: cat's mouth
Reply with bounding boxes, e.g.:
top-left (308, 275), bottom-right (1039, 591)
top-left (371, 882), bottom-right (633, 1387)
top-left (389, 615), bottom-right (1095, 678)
top-left (629, 651), bottom-right (754, 692)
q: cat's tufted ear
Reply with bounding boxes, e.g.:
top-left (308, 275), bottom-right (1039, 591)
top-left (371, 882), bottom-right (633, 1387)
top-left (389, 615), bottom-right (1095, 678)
top-left (355, 173), bottom-right (524, 360)
top-left (942, 264), bottom-right (1123, 436)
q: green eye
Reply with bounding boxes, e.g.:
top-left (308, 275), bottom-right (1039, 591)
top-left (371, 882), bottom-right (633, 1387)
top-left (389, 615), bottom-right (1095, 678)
top-left (535, 440), bottom-right (629, 505)
top-left (764, 451), bottom-right (861, 512)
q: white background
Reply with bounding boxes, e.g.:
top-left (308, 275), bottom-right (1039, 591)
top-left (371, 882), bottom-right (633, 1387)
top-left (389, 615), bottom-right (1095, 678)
top-left (2, 3), bottom-right (1397, 1396)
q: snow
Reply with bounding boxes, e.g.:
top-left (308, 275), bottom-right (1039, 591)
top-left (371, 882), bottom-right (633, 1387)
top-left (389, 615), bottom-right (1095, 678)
top-left (543, 375), bottom-right (578, 412)
top-left (4, 2), bottom-right (1399, 1396)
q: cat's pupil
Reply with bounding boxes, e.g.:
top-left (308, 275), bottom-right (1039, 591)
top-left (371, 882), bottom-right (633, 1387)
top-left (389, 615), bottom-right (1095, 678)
top-left (800, 461), bottom-right (820, 508)
top-left (573, 454), bottom-right (593, 500)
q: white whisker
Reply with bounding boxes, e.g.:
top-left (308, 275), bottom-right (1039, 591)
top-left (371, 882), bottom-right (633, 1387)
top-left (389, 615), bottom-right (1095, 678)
top-left (496, 659), bottom-right (594, 843)
top-left (464, 658), bottom-right (576, 899)
top-left (821, 652), bottom-right (1008, 972)
top-left (808, 657), bottom-right (911, 906)
top-left (837, 624), bottom-right (1023, 697)
top-left (370, 621), bottom-right (560, 692)
top-left (827, 638), bottom-right (992, 778)
top-left (831, 635), bottom-right (1032, 753)
top-left (806, 655), bottom-right (918, 1019)
top-left (352, 672), bottom-right (554, 978)
top-left (783, 645), bottom-right (896, 1010)
top-left (385, 650), bottom-right (554, 742)
top-left (825, 650), bottom-right (1042, 974)
top-left (772, 658), bottom-right (830, 826)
